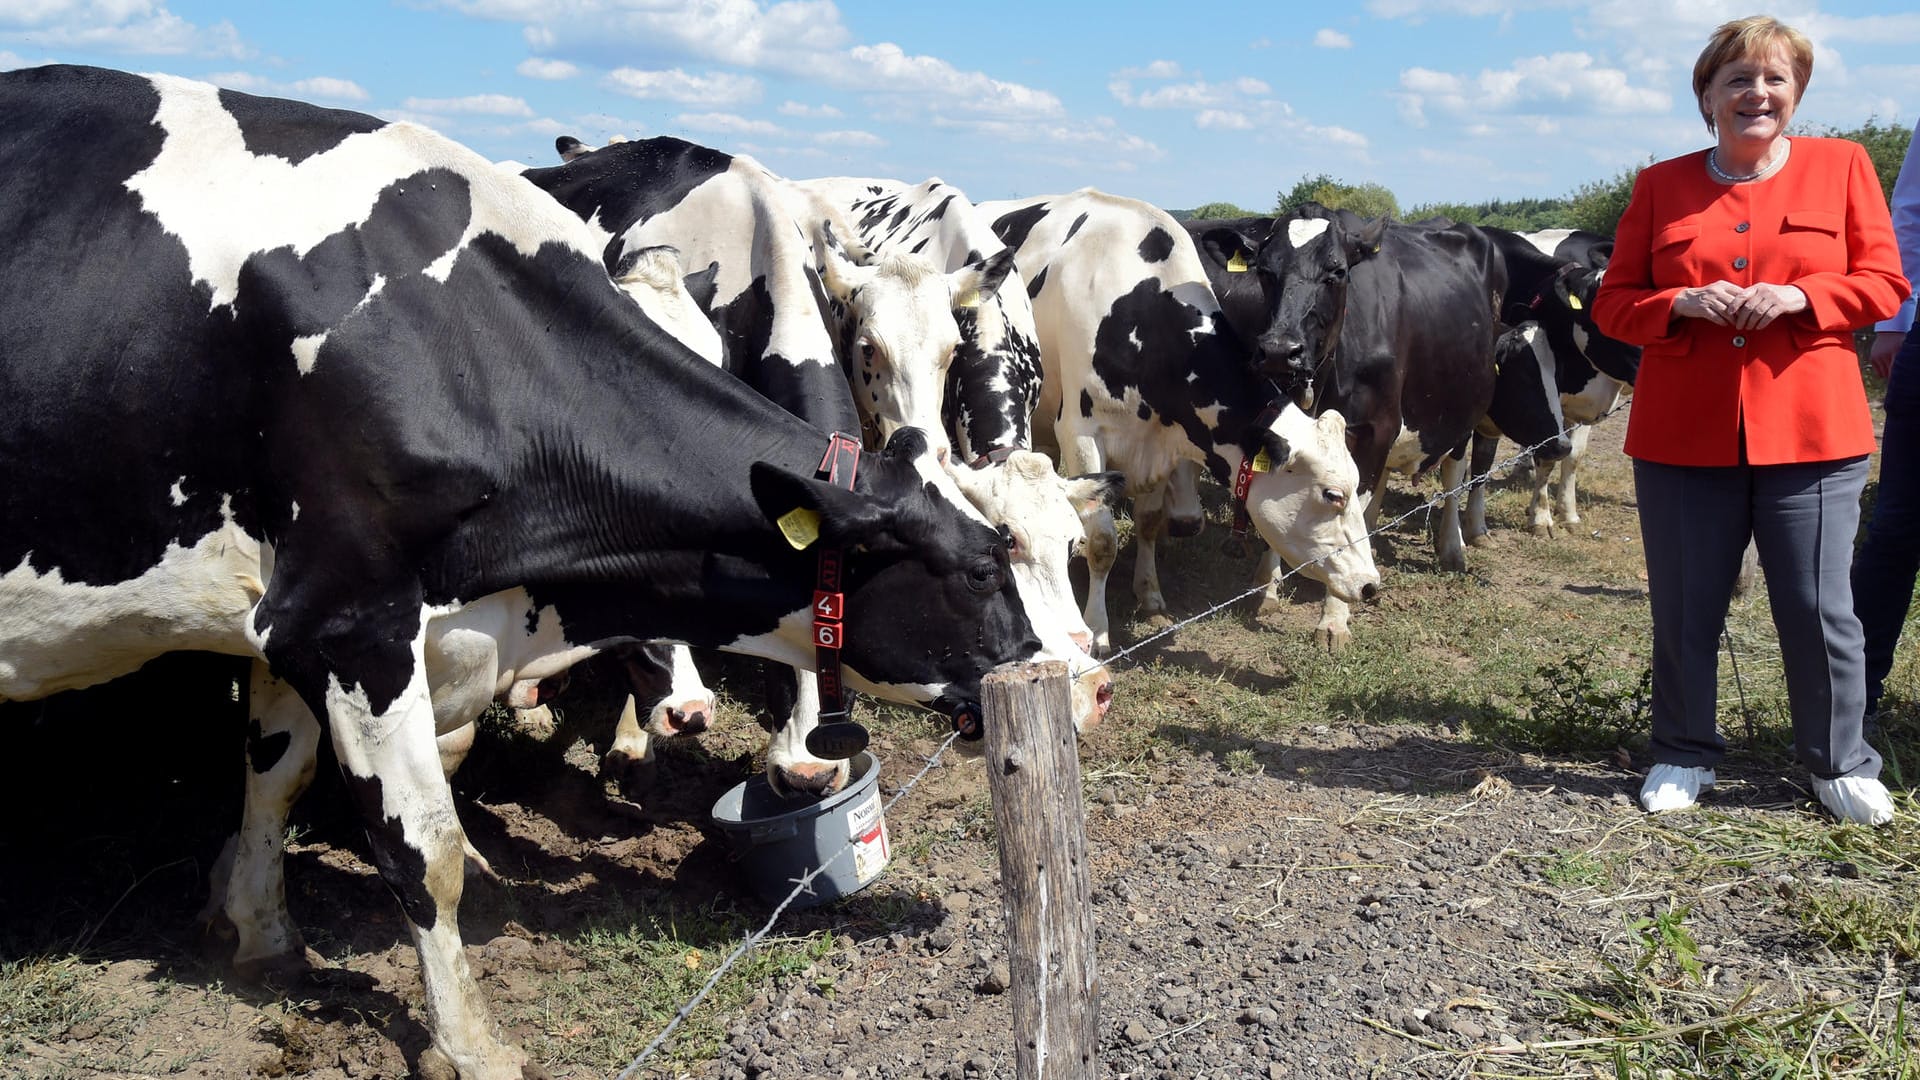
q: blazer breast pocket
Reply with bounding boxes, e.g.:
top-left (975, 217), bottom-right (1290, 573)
top-left (1778, 209), bottom-right (1845, 277)
top-left (1650, 220), bottom-right (1701, 287)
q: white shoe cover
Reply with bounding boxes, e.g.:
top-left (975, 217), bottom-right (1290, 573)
top-left (1640, 764), bottom-right (1715, 812)
top-left (1813, 776), bottom-right (1895, 827)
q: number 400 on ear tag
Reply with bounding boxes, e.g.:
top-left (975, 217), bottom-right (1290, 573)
top-left (777, 507), bottom-right (821, 550)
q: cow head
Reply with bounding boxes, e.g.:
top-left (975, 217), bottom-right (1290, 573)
top-left (1245, 406), bottom-right (1381, 605)
top-left (944, 450), bottom-right (1125, 657)
top-left (1551, 265), bottom-right (1641, 387)
top-left (1254, 207), bottom-right (1388, 390)
top-left (748, 427), bottom-right (1110, 733)
top-left (817, 226), bottom-right (1017, 461)
top-left (609, 244), bottom-right (725, 366)
top-left (1487, 323), bottom-right (1572, 462)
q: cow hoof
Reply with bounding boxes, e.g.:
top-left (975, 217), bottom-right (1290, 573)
top-left (600, 748), bottom-right (659, 797)
top-left (418, 1045), bottom-right (550, 1080)
top-left (1256, 595), bottom-right (1286, 618)
top-left (1438, 554), bottom-right (1468, 573)
top-left (1529, 523), bottom-right (1555, 539)
top-left (1467, 532), bottom-right (1492, 548)
top-left (1313, 626), bottom-right (1352, 654)
top-left (233, 947), bottom-right (320, 988)
top-left (464, 849), bottom-right (503, 885)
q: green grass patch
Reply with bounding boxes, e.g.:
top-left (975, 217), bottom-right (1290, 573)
top-left (0, 956), bottom-right (101, 1057)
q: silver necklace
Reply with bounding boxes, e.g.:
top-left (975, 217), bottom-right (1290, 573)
top-left (1708, 142), bottom-right (1786, 183)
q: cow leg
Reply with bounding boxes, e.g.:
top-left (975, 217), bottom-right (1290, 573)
top-left (1130, 479), bottom-right (1172, 620)
top-left (764, 667), bottom-right (849, 797)
top-left (1464, 432), bottom-right (1498, 546)
top-left (1256, 550), bottom-right (1286, 616)
top-left (604, 644), bottom-right (713, 793)
top-left (1316, 595), bottom-right (1354, 653)
top-left (1431, 453), bottom-right (1469, 572)
top-left (1527, 464), bottom-right (1558, 537)
top-left (1558, 424), bottom-right (1590, 526)
top-left (1060, 428), bottom-right (1118, 656)
top-left (1166, 459), bottom-right (1205, 537)
top-left (207, 661), bottom-right (321, 979)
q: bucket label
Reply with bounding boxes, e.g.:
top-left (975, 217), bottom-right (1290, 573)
top-left (848, 791), bottom-right (889, 884)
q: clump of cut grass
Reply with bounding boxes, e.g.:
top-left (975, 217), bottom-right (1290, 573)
top-left (1543, 848), bottom-right (1611, 890)
top-left (0, 956), bottom-right (101, 1056)
top-left (1512, 655), bottom-right (1651, 753)
top-left (1794, 887), bottom-right (1920, 961)
top-left (519, 899), bottom-right (840, 1073)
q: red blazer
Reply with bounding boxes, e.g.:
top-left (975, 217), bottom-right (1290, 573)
top-left (1594, 137), bottom-right (1909, 466)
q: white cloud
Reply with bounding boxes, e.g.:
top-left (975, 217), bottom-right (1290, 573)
top-left (846, 43), bottom-right (1062, 117)
top-left (516, 57), bottom-right (578, 80)
top-left (1395, 52), bottom-right (1669, 126)
top-left (0, 48), bottom-right (24, 69)
top-left (1314, 29), bottom-right (1353, 49)
top-left (813, 129), bottom-right (883, 147)
top-left (1250, 36), bottom-right (1272, 50)
top-left (0, 1), bottom-right (248, 58)
top-left (930, 114), bottom-right (1161, 161)
top-left (604, 66), bottom-right (759, 105)
top-left (288, 76), bottom-right (368, 101)
top-left (402, 93), bottom-right (536, 117)
top-left (1367, 0), bottom-right (1522, 17)
top-left (1305, 123), bottom-right (1369, 148)
top-left (1115, 60), bottom-right (1184, 79)
top-left (1196, 110), bottom-right (1253, 131)
top-left (436, 2), bottom-right (1061, 118)
top-left (778, 100), bottom-right (843, 118)
top-left (1110, 71), bottom-right (1271, 110)
top-left (673, 111), bottom-right (784, 137)
top-left (203, 71), bottom-right (367, 102)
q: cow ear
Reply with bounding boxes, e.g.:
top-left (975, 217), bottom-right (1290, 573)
top-left (612, 245), bottom-right (684, 289)
top-left (1194, 225), bottom-right (1262, 273)
top-left (1066, 470), bottom-right (1127, 513)
top-left (814, 222), bottom-right (872, 302)
top-left (1346, 216), bottom-right (1389, 262)
top-left (951, 249), bottom-right (1017, 310)
top-left (555, 135), bottom-right (589, 162)
top-left (1313, 408), bottom-right (1347, 442)
top-left (749, 461), bottom-right (906, 552)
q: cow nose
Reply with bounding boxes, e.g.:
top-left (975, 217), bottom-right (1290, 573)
top-left (1361, 581), bottom-right (1380, 602)
top-left (666, 701), bottom-right (711, 735)
top-left (1535, 436), bottom-right (1573, 463)
top-left (1094, 677), bottom-right (1114, 723)
top-left (1256, 334), bottom-right (1306, 375)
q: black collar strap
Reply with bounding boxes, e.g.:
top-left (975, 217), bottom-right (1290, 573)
top-left (1524, 262), bottom-right (1581, 315)
top-left (1226, 403), bottom-right (1286, 558)
top-left (803, 432), bottom-right (870, 762)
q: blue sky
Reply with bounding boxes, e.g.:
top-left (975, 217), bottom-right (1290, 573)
top-left (4, 1), bottom-right (1918, 212)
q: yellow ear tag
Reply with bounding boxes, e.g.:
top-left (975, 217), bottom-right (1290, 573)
top-left (1567, 294), bottom-right (1584, 310)
top-left (953, 289), bottom-right (981, 309)
top-left (1226, 250), bottom-right (1251, 273)
top-left (777, 507), bottom-right (821, 550)
top-left (1251, 447), bottom-right (1273, 473)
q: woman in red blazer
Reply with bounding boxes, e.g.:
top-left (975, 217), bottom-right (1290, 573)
top-left (1594, 15), bottom-right (1909, 825)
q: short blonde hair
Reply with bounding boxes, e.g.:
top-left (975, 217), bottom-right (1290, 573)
top-left (1692, 16), bottom-right (1813, 131)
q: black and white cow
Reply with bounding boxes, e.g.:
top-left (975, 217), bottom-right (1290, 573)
top-left (796, 175), bottom-right (1128, 653)
top-left (0, 66), bottom-right (1103, 1079)
top-left (1187, 208), bottom-right (1564, 648)
top-left (1505, 227), bottom-right (1640, 537)
top-left (524, 140), bottom-right (1112, 794)
top-left (976, 190), bottom-right (1381, 653)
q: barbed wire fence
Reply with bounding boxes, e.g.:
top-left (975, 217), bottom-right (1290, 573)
top-left (616, 395), bottom-right (1777, 1077)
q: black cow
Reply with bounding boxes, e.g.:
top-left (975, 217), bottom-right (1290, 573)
top-left (1187, 207), bottom-right (1566, 648)
top-left (0, 66), bottom-right (1094, 1078)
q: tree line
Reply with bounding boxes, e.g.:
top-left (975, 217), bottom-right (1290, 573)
top-left (1178, 120), bottom-right (1911, 238)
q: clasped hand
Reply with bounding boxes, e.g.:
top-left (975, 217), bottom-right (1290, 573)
top-left (1673, 280), bottom-right (1808, 329)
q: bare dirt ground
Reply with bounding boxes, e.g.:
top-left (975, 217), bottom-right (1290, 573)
top-left (4, 414), bottom-right (1917, 1080)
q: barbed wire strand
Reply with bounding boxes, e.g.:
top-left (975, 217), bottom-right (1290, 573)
top-left (1073, 398), bottom-right (1635, 682)
top-left (619, 399), bottom-right (1634, 1075)
top-left (617, 729), bottom-right (963, 1079)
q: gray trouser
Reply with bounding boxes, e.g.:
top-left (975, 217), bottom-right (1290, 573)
top-left (1634, 456), bottom-right (1880, 779)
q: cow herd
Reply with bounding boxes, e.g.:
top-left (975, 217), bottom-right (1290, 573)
top-left (0, 66), bottom-right (1641, 1079)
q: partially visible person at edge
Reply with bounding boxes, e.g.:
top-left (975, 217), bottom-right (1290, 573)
top-left (1592, 15), bottom-right (1910, 826)
top-left (1851, 117), bottom-right (1920, 738)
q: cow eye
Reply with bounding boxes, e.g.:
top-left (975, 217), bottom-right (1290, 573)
top-left (1323, 487), bottom-right (1347, 509)
top-left (966, 557), bottom-right (1002, 593)
top-left (859, 339), bottom-right (877, 362)
top-left (1327, 267), bottom-right (1347, 283)
top-left (997, 524), bottom-right (1018, 555)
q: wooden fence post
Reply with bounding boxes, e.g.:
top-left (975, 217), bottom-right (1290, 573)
top-left (982, 660), bottom-right (1099, 1079)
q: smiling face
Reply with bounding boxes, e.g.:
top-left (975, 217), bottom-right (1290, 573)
top-left (1702, 44), bottom-right (1799, 147)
